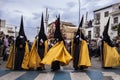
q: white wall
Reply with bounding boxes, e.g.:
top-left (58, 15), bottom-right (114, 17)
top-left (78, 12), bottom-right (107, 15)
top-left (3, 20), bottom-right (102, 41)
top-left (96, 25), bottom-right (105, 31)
top-left (95, 7), bottom-right (112, 36)
top-left (94, 5), bottom-right (120, 39)
top-left (0, 25), bottom-right (15, 36)
top-left (111, 14), bottom-right (120, 38)
top-left (0, 27), bottom-right (8, 35)
top-left (85, 27), bottom-right (94, 39)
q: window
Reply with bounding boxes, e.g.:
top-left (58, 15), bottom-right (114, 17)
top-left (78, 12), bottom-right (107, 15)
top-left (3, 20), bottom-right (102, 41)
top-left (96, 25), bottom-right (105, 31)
top-left (95, 13), bottom-right (100, 20)
top-left (95, 27), bottom-right (100, 38)
top-left (88, 31), bottom-right (91, 35)
top-left (88, 31), bottom-right (91, 40)
top-left (94, 13), bottom-right (100, 24)
top-left (104, 11), bottom-right (109, 17)
top-left (88, 20), bottom-right (92, 27)
top-left (0, 20), bottom-right (5, 27)
top-left (114, 17), bottom-right (118, 24)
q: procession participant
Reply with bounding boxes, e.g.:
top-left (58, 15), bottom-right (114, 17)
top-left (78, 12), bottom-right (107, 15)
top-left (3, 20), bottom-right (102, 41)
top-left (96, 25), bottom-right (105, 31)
top-left (72, 16), bottom-right (91, 70)
top-left (102, 18), bottom-right (120, 68)
top-left (29, 13), bottom-right (48, 70)
top-left (41, 15), bottom-right (72, 71)
top-left (6, 16), bottom-right (29, 70)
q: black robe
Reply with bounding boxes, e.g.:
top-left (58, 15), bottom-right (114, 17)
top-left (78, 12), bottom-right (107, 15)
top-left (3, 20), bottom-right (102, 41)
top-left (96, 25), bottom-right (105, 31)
top-left (37, 39), bottom-right (45, 60)
top-left (37, 39), bottom-right (46, 70)
top-left (14, 36), bottom-right (26, 70)
top-left (73, 39), bottom-right (81, 70)
top-left (73, 31), bottom-right (90, 70)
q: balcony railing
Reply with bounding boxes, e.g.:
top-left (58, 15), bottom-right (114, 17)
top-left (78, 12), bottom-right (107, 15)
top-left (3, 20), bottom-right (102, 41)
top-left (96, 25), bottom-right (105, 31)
top-left (110, 10), bottom-right (120, 15)
top-left (111, 23), bottom-right (119, 31)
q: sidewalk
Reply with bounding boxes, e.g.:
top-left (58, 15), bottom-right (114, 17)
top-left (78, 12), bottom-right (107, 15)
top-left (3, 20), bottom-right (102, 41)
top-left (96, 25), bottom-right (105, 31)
top-left (0, 57), bottom-right (7, 70)
top-left (90, 57), bottom-right (102, 69)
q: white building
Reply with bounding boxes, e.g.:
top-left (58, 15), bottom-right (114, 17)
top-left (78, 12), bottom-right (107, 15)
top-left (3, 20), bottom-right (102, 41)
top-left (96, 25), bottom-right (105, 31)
top-left (83, 19), bottom-right (95, 40)
top-left (4, 24), bottom-right (16, 36)
top-left (84, 27), bottom-right (94, 40)
top-left (93, 2), bottom-right (120, 39)
top-left (0, 19), bottom-right (16, 37)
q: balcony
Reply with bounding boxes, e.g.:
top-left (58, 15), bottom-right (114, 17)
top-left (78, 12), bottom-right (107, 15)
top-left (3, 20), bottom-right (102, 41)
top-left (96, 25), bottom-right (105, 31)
top-left (110, 10), bottom-right (120, 16)
top-left (111, 23), bottom-right (119, 31)
top-left (7, 30), bottom-right (14, 33)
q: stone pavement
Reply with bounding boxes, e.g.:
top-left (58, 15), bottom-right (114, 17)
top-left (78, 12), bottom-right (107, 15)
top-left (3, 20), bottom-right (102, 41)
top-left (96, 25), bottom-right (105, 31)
top-left (0, 56), bottom-right (102, 70)
top-left (0, 57), bottom-right (7, 70)
top-left (0, 57), bottom-right (120, 80)
top-left (0, 67), bottom-right (120, 80)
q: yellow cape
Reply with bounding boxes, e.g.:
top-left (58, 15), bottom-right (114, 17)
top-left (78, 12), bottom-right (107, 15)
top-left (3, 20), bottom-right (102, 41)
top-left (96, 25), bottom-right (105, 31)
top-left (6, 43), bottom-right (14, 69)
top-left (41, 41), bottom-right (72, 66)
top-left (71, 39), bottom-right (74, 57)
top-left (103, 41), bottom-right (120, 67)
top-left (6, 41), bottom-right (30, 69)
top-left (21, 42), bottom-right (30, 69)
top-left (78, 40), bottom-right (91, 67)
top-left (28, 39), bottom-right (48, 69)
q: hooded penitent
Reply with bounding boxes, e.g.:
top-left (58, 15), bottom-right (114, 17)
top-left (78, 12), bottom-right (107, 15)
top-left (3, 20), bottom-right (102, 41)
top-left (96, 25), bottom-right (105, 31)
top-left (41, 15), bottom-right (72, 71)
top-left (6, 16), bottom-right (29, 70)
top-left (102, 18), bottom-right (120, 67)
top-left (28, 13), bottom-right (48, 69)
top-left (72, 16), bottom-right (91, 70)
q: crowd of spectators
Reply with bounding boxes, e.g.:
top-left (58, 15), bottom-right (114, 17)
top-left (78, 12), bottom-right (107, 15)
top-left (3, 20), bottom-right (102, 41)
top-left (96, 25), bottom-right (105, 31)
top-left (0, 31), bottom-right (14, 65)
top-left (0, 30), bottom-right (120, 65)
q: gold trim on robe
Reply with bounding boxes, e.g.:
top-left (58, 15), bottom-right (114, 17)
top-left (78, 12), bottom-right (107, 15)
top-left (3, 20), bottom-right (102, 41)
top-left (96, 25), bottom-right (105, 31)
top-left (78, 40), bottom-right (91, 67)
top-left (71, 39), bottom-right (74, 57)
top-left (41, 41), bottom-right (72, 66)
top-left (103, 41), bottom-right (120, 67)
top-left (6, 43), bottom-right (14, 69)
top-left (28, 39), bottom-right (41, 69)
top-left (21, 42), bottom-right (30, 69)
top-left (28, 39), bottom-right (48, 69)
top-left (44, 40), bottom-right (48, 56)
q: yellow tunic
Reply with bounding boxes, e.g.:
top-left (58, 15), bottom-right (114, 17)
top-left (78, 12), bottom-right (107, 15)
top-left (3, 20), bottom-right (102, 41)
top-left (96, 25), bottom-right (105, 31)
top-left (6, 43), bottom-right (14, 69)
top-left (103, 41), bottom-right (120, 67)
top-left (21, 42), bottom-right (30, 69)
top-left (41, 41), bottom-right (72, 66)
top-left (28, 39), bottom-right (48, 69)
top-left (6, 42), bottom-right (30, 69)
top-left (78, 40), bottom-right (91, 67)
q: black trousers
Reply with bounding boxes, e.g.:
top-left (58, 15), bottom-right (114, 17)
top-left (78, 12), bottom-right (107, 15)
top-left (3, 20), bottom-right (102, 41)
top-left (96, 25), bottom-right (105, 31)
top-left (51, 61), bottom-right (60, 71)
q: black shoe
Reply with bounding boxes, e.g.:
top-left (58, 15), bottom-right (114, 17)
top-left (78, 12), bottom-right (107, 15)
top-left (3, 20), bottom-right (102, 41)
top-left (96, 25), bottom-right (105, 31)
top-left (37, 67), bottom-right (43, 70)
top-left (51, 68), bottom-right (60, 71)
top-left (79, 67), bottom-right (84, 70)
top-left (102, 67), bottom-right (112, 69)
top-left (14, 68), bottom-right (23, 71)
top-left (29, 68), bottom-right (34, 71)
top-left (74, 68), bottom-right (79, 70)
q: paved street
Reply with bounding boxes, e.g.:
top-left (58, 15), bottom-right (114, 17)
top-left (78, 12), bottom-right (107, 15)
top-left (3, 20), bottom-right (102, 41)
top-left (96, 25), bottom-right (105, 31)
top-left (0, 57), bottom-right (120, 80)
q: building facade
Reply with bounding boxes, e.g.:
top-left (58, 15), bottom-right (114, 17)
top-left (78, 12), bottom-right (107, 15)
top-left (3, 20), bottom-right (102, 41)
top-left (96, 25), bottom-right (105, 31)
top-left (93, 2), bottom-right (120, 39)
top-left (48, 21), bottom-right (77, 52)
top-left (84, 20), bottom-right (94, 40)
top-left (0, 19), bottom-right (15, 37)
top-left (48, 21), bottom-right (77, 41)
